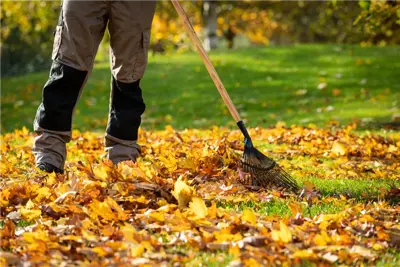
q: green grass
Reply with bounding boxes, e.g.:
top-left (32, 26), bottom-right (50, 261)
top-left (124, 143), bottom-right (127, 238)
top-left (220, 198), bottom-right (347, 217)
top-left (1, 44), bottom-right (399, 133)
top-left (0, 220), bottom-right (33, 227)
top-left (187, 249), bottom-right (400, 267)
top-left (376, 250), bottom-right (400, 267)
top-left (297, 177), bottom-right (400, 200)
top-left (187, 252), bottom-right (235, 267)
top-left (217, 176), bottom-right (399, 217)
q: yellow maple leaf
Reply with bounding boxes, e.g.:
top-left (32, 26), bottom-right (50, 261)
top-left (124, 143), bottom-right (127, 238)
top-left (215, 228), bottom-right (243, 242)
top-left (157, 199), bottom-right (169, 207)
top-left (131, 195), bottom-right (149, 204)
top-left (388, 144), bottom-right (397, 153)
top-left (92, 246), bottom-right (110, 257)
top-left (93, 165), bottom-right (108, 181)
top-left (159, 154), bottom-right (177, 172)
top-left (0, 188), bottom-right (10, 206)
top-left (172, 177), bottom-right (194, 209)
top-left (228, 245), bottom-right (241, 256)
top-left (106, 197), bottom-right (128, 221)
top-left (178, 158), bottom-right (197, 171)
top-left (189, 197), bottom-right (208, 219)
top-left (332, 141), bottom-right (347, 156)
top-left (293, 249), bottom-right (315, 259)
top-left (149, 211), bottom-right (166, 222)
top-left (0, 163), bottom-right (10, 179)
top-left (22, 231), bottom-right (49, 244)
top-left (119, 164), bottom-right (133, 178)
top-left (131, 244), bottom-right (145, 257)
top-left (242, 209), bottom-right (257, 225)
top-left (313, 230), bottom-right (331, 246)
top-left (88, 199), bottom-right (117, 221)
top-left (243, 258), bottom-right (262, 267)
top-left (130, 241), bottom-right (153, 257)
top-left (121, 224), bottom-right (138, 243)
top-left (81, 229), bottom-right (98, 242)
top-left (289, 202), bottom-right (303, 215)
top-left (25, 199), bottom-right (35, 209)
top-left (45, 172), bottom-right (57, 185)
top-left (271, 221), bottom-right (292, 243)
top-left (34, 187), bottom-right (51, 202)
top-left (20, 200), bottom-right (41, 221)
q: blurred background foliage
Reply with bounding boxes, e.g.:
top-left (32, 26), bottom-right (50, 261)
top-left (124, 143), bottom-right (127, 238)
top-left (1, 0), bottom-right (399, 76)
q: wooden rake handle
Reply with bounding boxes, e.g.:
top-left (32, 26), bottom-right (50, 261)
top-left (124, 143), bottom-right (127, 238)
top-left (171, 0), bottom-right (242, 123)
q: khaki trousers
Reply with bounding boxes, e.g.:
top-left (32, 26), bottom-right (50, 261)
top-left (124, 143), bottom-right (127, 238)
top-left (33, 1), bottom-right (156, 169)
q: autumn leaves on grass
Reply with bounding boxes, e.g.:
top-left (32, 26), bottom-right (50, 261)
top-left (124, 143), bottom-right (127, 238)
top-left (0, 125), bottom-right (399, 265)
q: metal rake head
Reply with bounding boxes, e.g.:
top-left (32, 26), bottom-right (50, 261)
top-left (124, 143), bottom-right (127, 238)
top-left (240, 145), bottom-right (299, 192)
top-left (236, 121), bottom-right (299, 192)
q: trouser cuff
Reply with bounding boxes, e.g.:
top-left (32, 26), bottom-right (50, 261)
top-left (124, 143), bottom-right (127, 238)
top-left (105, 133), bottom-right (141, 164)
top-left (32, 131), bottom-right (67, 170)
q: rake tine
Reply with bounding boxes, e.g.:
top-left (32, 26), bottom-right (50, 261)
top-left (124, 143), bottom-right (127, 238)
top-left (280, 167), bottom-right (300, 189)
top-left (270, 168), bottom-right (297, 190)
top-left (241, 156), bottom-right (299, 191)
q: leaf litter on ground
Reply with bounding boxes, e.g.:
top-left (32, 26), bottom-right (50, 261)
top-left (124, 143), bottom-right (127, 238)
top-left (0, 125), bottom-right (399, 266)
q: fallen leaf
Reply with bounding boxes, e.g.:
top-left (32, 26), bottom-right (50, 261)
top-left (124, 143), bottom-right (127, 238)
top-left (293, 249), bottom-right (315, 259)
top-left (332, 88), bottom-right (341, 96)
top-left (271, 221), bottom-right (292, 243)
top-left (172, 177), bottom-right (194, 209)
top-left (322, 252), bottom-right (338, 263)
top-left (350, 245), bottom-right (377, 260)
top-left (189, 197), bottom-right (208, 219)
top-left (332, 141), bottom-right (347, 156)
top-left (20, 200), bottom-right (41, 221)
top-left (241, 209), bottom-right (257, 225)
top-left (0, 252), bottom-right (20, 266)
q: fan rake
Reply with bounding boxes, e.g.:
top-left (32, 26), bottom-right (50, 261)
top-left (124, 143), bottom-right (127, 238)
top-left (172, 0), bottom-right (299, 192)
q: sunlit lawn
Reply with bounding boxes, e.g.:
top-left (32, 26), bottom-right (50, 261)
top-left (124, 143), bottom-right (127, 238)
top-left (1, 44), bottom-right (399, 133)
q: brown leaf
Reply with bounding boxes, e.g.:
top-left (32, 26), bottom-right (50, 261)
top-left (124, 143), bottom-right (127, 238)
top-left (0, 252), bottom-right (20, 266)
top-left (388, 228), bottom-right (400, 248)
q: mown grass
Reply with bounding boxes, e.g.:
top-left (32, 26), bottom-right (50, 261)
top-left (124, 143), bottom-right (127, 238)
top-left (1, 44), bottom-right (399, 133)
top-left (376, 250), bottom-right (400, 267)
top-left (188, 250), bottom-right (400, 267)
top-left (0, 220), bottom-right (32, 228)
top-left (187, 252), bottom-right (235, 267)
top-left (298, 177), bottom-right (400, 200)
top-left (220, 198), bottom-right (347, 218)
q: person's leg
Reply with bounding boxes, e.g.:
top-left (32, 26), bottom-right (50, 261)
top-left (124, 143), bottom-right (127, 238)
top-left (33, 0), bottom-right (108, 172)
top-left (106, 1), bottom-right (156, 164)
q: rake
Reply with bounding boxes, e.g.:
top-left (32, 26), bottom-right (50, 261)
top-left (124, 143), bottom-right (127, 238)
top-left (171, 0), bottom-right (299, 192)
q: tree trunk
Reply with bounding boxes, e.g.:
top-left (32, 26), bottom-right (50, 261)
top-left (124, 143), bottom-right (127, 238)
top-left (202, 0), bottom-right (218, 51)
